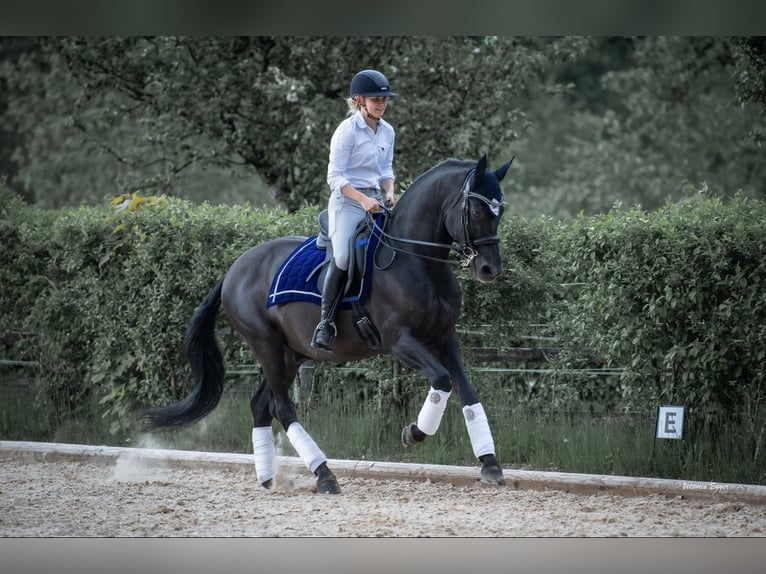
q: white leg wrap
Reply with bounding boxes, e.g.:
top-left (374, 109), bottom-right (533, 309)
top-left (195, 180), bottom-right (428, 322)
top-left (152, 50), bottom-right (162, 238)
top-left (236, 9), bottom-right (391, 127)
top-left (463, 403), bottom-right (496, 458)
top-left (286, 422), bottom-right (327, 473)
top-left (252, 426), bottom-right (276, 484)
top-left (416, 388), bottom-right (451, 435)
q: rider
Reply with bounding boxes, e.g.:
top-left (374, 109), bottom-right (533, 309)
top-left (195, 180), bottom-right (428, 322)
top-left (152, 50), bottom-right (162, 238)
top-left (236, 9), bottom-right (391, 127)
top-left (310, 69), bottom-right (398, 351)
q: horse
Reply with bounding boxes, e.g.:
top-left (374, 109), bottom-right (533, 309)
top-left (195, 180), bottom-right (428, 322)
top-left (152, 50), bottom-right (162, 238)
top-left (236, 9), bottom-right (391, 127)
top-left (143, 153), bottom-right (514, 494)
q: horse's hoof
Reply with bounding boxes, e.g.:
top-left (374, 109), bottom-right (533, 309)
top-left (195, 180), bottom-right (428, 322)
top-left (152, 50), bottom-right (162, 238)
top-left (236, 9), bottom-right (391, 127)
top-left (261, 478), bottom-right (273, 490)
top-left (317, 478), bottom-right (342, 494)
top-left (315, 463), bottom-right (341, 494)
top-left (480, 465), bottom-right (506, 486)
top-left (401, 423), bottom-right (426, 447)
top-left (401, 424), bottom-right (414, 446)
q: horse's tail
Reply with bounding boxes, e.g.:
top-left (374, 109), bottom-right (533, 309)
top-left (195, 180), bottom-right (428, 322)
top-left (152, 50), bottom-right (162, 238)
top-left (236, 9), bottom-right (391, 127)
top-left (142, 280), bottom-right (226, 430)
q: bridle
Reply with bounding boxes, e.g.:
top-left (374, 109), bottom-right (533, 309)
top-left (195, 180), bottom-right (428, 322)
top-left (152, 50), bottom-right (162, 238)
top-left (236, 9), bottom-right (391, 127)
top-left (368, 168), bottom-right (505, 268)
top-left (459, 168), bottom-right (504, 261)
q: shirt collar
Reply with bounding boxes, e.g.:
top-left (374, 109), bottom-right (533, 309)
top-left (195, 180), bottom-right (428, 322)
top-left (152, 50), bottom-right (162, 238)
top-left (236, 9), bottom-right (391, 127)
top-left (353, 110), bottom-right (380, 131)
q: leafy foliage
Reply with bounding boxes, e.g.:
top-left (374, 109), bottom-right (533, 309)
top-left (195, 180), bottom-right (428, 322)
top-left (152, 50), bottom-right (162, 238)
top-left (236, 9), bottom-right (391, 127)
top-left (553, 194), bottom-right (766, 458)
top-left (0, 39), bottom-right (273, 209)
top-left (1, 36), bottom-right (585, 210)
top-left (3, 37), bottom-right (763, 218)
top-left (3, 181), bottom-right (766, 454)
top-left (730, 36), bottom-right (766, 143)
top-left (502, 37), bottom-right (766, 218)
top-left (1, 183), bottom-right (319, 431)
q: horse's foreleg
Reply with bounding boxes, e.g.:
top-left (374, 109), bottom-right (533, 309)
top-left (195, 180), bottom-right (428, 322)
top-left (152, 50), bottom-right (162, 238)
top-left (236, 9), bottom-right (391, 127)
top-left (462, 404), bottom-right (505, 485)
top-left (392, 331), bottom-right (454, 447)
top-left (440, 333), bottom-right (505, 486)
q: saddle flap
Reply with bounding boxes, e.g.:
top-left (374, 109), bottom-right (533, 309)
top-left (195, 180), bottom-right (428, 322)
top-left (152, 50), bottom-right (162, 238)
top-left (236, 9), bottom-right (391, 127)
top-left (313, 210), bottom-right (390, 299)
top-left (267, 212), bottom-right (386, 312)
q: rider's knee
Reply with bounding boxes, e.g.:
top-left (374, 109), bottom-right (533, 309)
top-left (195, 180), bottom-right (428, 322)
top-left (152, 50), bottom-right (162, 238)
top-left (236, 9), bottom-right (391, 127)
top-left (333, 252), bottom-right (350, 271)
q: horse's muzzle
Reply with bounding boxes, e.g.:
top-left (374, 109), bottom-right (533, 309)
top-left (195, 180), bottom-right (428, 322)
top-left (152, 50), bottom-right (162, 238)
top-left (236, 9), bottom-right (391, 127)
top-left (471, 257), bottom-right (502, 283)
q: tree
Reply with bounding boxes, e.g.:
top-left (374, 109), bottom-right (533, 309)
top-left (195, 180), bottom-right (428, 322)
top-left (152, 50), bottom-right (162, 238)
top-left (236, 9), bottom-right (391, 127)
top-left (730, 36), bottom-right (766, 143)
top-left (508, 37), bottom-right (766, 218)
top-left (5, 37), bottom-right (762, 217)
top-left (0, 38), bottom-right (39, 201)
top-left (0, 38), bottom-right (273, 209)
top-left (1, 36), bottom-right (588, 210)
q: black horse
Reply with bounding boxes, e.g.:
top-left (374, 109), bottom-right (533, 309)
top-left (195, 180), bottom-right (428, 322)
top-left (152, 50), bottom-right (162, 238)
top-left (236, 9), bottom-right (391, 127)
top-left (144, 154), bottom-right (514, 494)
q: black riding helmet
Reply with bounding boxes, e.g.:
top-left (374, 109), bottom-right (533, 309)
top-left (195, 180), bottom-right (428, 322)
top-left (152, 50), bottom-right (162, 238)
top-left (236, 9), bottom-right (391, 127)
top-left (349, 70), bottom-right (398, 98)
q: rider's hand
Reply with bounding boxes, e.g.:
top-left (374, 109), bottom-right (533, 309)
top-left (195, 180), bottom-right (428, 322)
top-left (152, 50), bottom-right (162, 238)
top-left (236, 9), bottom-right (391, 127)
top-left (361, 196), bottom-right (380, 212)
top-left (384, 192), bottom-right (395, 208)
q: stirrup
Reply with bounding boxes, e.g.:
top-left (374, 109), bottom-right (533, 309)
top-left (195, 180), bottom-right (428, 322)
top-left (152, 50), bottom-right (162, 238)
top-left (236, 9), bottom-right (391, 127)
top-left (311, 319), bottom-right (337, 350)
top-left (317, 319), bottom-right (337, 336)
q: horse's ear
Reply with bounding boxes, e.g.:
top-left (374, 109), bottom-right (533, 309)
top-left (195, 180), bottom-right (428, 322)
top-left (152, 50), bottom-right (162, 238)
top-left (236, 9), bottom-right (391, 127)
top-left (494, 155), bottom-right (515, 182)
top-left (471, 154), bottom-right (488, 187)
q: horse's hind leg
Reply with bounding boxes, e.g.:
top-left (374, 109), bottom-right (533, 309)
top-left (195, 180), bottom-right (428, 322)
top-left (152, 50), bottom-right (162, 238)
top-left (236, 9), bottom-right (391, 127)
top-left (256, 343), bottom-right (341, 494)
top-left (250, 380), bottom-right (277, 489)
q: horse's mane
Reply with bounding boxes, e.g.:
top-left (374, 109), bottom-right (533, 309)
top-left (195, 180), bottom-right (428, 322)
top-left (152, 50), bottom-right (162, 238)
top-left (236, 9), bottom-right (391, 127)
top-left (396, 158), bottom-right (473, 210)
top-left (409, 158), bottom-right (472, 188)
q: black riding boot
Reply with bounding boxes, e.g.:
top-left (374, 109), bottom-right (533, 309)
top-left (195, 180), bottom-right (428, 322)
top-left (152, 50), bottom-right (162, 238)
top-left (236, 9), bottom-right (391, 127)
top-left (310, 261), bottom-right (346, 351)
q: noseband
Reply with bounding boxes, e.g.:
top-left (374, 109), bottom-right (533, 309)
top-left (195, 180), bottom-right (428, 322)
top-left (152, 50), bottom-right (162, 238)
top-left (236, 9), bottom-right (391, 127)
top-left (369, 168), bottom-right (504, 267)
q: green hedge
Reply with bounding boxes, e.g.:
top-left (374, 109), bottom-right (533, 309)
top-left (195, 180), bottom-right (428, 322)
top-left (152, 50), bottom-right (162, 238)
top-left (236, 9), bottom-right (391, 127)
top-left (0, 189), bottom-right (321, 431)
top-left (552, 195), bottom-right (766, 455)
top-left (2, 185), bottom-right (765, 449)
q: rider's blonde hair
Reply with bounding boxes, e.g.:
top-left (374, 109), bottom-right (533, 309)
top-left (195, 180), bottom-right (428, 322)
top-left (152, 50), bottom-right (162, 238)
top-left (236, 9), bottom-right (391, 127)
top-left (346, 96), bottom-right (363, 115)
top-left (346, 95), bottom-right (392, 116)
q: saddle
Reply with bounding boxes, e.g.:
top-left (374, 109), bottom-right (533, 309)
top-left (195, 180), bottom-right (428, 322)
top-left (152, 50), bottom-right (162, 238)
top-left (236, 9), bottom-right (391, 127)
top-left (312, 210), bottom-right (382, 295)
top-left (311, 210), bottom-right (387, 349)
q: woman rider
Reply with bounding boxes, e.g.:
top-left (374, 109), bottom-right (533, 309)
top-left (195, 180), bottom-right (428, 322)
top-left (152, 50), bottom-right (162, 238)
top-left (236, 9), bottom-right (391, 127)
top-left (311, 69), bottom-right (398, 351)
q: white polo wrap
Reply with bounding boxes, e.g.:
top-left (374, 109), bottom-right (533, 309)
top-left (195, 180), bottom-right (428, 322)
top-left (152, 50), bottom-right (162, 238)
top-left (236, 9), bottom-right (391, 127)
top-left (416, 388), bottom-right (451, 435)
top-left (462, 403), bottom-right (495, 457)
top-left (286, 422), bottom-right (327, 473)
top-left (252, 426), bottom-right (276, 484)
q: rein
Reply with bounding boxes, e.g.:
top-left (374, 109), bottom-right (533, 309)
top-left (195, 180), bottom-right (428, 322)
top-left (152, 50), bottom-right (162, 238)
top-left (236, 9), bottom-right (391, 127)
top-left (367, 168), bottom-right (505, 268)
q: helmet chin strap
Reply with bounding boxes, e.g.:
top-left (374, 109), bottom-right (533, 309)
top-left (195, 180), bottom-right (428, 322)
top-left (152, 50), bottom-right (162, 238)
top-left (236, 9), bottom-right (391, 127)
top-left (356, 96), bottom-right (380, 123)
top-left (363, 107), bottom-right (380, 123)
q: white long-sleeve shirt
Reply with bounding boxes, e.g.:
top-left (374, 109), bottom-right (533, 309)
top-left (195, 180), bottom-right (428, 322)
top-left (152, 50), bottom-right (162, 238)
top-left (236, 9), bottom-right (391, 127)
top-left (326, 111), bottom-right (395, 196)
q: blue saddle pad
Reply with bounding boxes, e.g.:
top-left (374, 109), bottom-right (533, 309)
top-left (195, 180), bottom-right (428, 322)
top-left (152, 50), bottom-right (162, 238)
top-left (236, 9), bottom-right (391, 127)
top-left (267, 230), bottom-right (380, 308)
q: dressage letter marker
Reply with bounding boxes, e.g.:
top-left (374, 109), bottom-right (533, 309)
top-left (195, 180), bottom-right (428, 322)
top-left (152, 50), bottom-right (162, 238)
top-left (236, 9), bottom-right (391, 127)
top-left (655, 405), bottom-right (684, 439)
